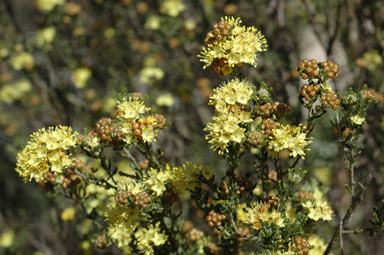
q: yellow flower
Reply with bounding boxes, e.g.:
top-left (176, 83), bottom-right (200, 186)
top-left (309, 234), bottom-right (327, 255)
top-left (16, 126), bottom-right (78, 182)
top-left (117, 97), bottom-right (149, 121)
top-left (156, 93), bottom-right (175, 107)
top-left (350, 114), bottom-right (365, 125)
top-left (268, 124), bottom-right (312, 159)
top-left (0, 79), bottom-right (32, 103)
top-left (72, 68), bottom-right (92, 89)
top-left (36, 0), bottom-right (65, 12)
top-left (10, 52), bottom-right (34, 70)
top-left (139, 67), bottom-right (164, 85)
top-left (301, 189), bottom-right (333, 222)
top-left (144, 168), bottom-right (171, 197)
top-left (199, 16), bottom-right (267, 69)
top-left (0, 229), bottom-right (14, 248)
top-left (159, 0), bottom-right (185, 17)
top-left (36, 27), bottom-right (56, 48)
top-left (135, 222), bottom-right (168, 255)
top-left (61, 207), bottom-right (76, 221)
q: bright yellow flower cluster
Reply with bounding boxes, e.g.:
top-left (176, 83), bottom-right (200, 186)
top-left (199, 16), bottom-right (267, 69)
top-left (10, 52), bottom-right (34, 70)
top-left (16, 126), bottom-right (78, 182)
top-left (168, 162), bottom-right (214, 197)
top-left (268, 124), bottom-right (312, 159)
top-left (134, 222), bottom-right (168, 255)
top-left (117, 96), bottom-right (160, 144)
top-left (205, 79), bottom-right (253, 154)
top-left (309, 234), bottom-right (327, 255)
top-left (144, 168), bottom-right (171, 197)
top-left (301, 188), bottom-right (333, 221)
top-left (237, 202), bottom-right (285, 231)
top-left (105, 201), bottom-right (141, 251)
top-left (36, 0), bottom-right (65, 12)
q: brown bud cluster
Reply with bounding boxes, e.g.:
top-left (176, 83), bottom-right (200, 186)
top-left (95, 234), bottom-right (107, 249)
top-left (299, 83), bottom-right (321, 101)
top-left (321, 60), bottom-right (339, 79)
top-left (258, 102), bottom-right (273, 117)
top-left (220, 181), bottom-right (230, 195)
top-left (41, 171), bottom-right (59, 184)
top-left (265, 196), bottom-right (280, 208)
top-left (153, 114), bottom-right (167, 129)
top-left (237, 226), bottom-right (250, 243)
top-left (361, 88), bottom-right (384, 103)
top-left (62, 168), bottom-right (81, 189)
top-left (133, 191), bottom-right (152, 208)
top-left (206, 211), bottom-right (226, 228)
top-left (298, 59), bottom-right (319, 80)
top-left (186, 228), bottom-right (204, 241)
top-left (204, 242), bottom-right (219, 255)
top-left (92, 117), bottom-right (124, 146)
top-left (272, 102), bottom-right (291, 117)
top-left (292, 236), bottom-right (310, 255)
top-left (138, 159), bottom-right (150, 169)
top-left (236, 177), bottom-right (250, 195)
top-left (210, 57), bottom-right (233, 76)
top-left (296, 191), bottom-right (314, 201)
top-left (247, 130), bottom-right (264, 145)
top-left (261, 118), bottom-right (279, 136)
top-left (115, 190), bottom-right (132, 205)
top-left (204, 20), bottom-right (232, 44)
top-left (321, 91), bottom-right (340, 110)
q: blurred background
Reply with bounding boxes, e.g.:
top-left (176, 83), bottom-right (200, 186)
top-left (0, 0), bottom-right (383, 254)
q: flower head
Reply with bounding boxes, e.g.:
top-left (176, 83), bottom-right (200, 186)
top-left (199, 16), bottom-right (267, 73)
top-left (268, 124), bottom-right (312, 159)
top-left (135, 222), bottom-right (168, 255)
top-left (16, 126), bottom-right (78, 181)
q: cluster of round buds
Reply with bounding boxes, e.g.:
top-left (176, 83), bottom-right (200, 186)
top-left (74, 159), bottom-right (93, 174)
top-left (40, 171), bottom-right (59, 184)
top-left (204, 20), bottom-right (233, 44)
top-left (265, 196), bottom-right (280, 209)
top-left (247, 130), bottom-right (264, 145)
top-left (186, 228), bottom-right (204, 241)
top-left (132, 116), bottom-right (156, 139)
top-left (298, 59), bottom-right (319, 80)
top-left (321, 91), bottom-right (340, 110)
top-left (133, 191), bottom-right (152, 208)
top-left (258, 102), bottom-right (274, 117)
top-left (292, 236), bottom-right (310, 255)
top-left (220, 181), bottom-right (230, 196)
top-left (321, 60), bottom-right (339, 79)
top-left (210, 58), bottom-right (234, 76)
top-left (167, 188), bottom-right (180, 203)
top-left (95, 117), bottom-right (113, 143)
top-left (153, 114), bottom-right (167, 129)
top-left (204, 242), bottom-right (219, 255)
top-left (272, 102), bottom-right (291, 117)
top-left (138, 159), bottom-right (150, 169)
top-left (206, 211), bottom-right (226, 227)
top-left (261, 118), bottom-right (279, 136)
top-left (62, 168), bottom-right (81, 189)
top-left (296, 191), bottom-right (314, 202)
top-left (115, 190), bottom-right (132, 205)
top-left (237, 226), bottom-right (250, 243)
top-left (299, 83), bottom-right (321, 101)
top-left (95, 234), bottom-right (107, 249)
top-left (361, 88), bottom-right (384, 102)
top-left (236, 177), bottom-right (250, 195)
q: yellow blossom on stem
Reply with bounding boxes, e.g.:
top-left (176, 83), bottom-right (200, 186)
top-left (134, 222), bottom-right (168, 255)
top-left (199, 16), bottom-right (267, 69)
top-left (16, 126), bottom-right (78, 182)
top-left (268, 124), bottom-right (312, 159)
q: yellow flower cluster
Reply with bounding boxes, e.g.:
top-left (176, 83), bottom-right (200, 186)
top-left (36, 0), bottom-right (65, 12)
top-left (237, 202), bottom-right (285, 231)
top-left (116, 96), bottom-right (161, 144)
top-left (268, 124), bottom-right (312, 159)
top-left (301, 188), bottom-right (333, 221)
top-left (16, 126), bottom-right (78, 182)
top-left (199, 16), bottom-right (267, 69)
top-left (105, 200), bottom-right (141, 251)
top-left (10, 52), bottom-right (34, 71)
top-left (71, 68), bottom-right (92, 89)
top-left (168, 162), bottom-right (214, 197)
top-left (308, 234), bottom-right (327, 255)
top-left (144, 168), bottom-right (171, 197)
top-left (135, 222), bottom-right (168, 255)
top-left (205, 79), bottom-right (253, 154)
top-left (0, 79), bottom-right (31, 103)
top-left (159, 0), bottom-right (185, 17)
